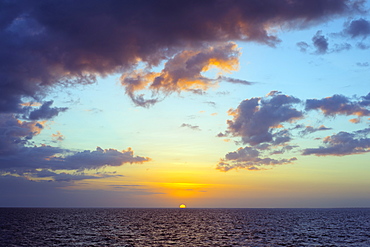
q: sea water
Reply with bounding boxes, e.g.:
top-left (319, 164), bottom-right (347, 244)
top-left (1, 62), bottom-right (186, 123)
top-left (0, 208), bottom-right (369, 246)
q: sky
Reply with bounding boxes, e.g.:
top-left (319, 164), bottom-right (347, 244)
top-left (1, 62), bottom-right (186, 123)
top-left (0, 0), bottom-right (369, 208)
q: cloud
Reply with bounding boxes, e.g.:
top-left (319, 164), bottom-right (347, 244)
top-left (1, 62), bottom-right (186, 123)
top-left (34, 170), bottom-right (121, 182)
top-left (0, 113), bottom-right (150, 175)
top-left (356, 42), bottom-right (370, 49)
top-left (225, 91), bottom-right (302, 146)
top-left (312, 30), bottom-right (329, 54)
top-left (204, 101), bottom-right (216, 107)
top-left (51, 131), bottom-right (65, 142)
top-left (360, 92), bottom-right (370, 106)
top-left (302, 128), bottom-right (370, 156)
top-left (332, 42), bottom-right (352, 52)
top-left (0, 114), bottom-right (45, 155)
top-left (300, 125), bottom-right (332, 135)
top-left (0, 0), bottom-right (360, 112)
top-left (217, 91), bottom-right (370, 171)
top-left (216, 91), bottom-right (302, 172)
top-left (343, 18), bottom-right (370, 38)
top-left (297, 41), bottom-right (310, 52)
top-left (305, 94), bottom-right (370, 117)
top-left (181, 123), bottom-right (201, 131)
top-left (219, 76), bottom-right (255, 85)
top-left (216, 146), bottom-right (297, 172)
top-left (0, 145), bottom-right (151, 174)
top-left (25, 101), bottom-right (68, 120)
top-left (356, 62), bottom-right (369, 67)
top-left (120, 43), bottom-right (241, 106)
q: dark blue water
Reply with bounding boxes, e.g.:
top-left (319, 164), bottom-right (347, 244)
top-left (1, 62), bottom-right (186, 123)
top-left (0, 208), bottom-right (369, 246)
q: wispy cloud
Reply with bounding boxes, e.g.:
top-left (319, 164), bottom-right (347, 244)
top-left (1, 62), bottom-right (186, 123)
top-left (181, 123), bottom-right (201, 131)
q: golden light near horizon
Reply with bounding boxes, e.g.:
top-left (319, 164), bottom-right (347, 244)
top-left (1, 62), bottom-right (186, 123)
top-left (179, 204), bottom-right (186, 208)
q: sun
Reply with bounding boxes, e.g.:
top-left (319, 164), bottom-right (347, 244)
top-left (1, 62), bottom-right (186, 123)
top-left (179, 204), bottom-right (186, 208)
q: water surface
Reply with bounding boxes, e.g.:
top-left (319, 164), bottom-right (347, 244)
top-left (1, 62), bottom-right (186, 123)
top-left (1, 208), bottom-right (369, 246)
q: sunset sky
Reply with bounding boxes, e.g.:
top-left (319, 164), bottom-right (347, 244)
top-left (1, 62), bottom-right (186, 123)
top-left (1, 0), bottom-right (369, 208)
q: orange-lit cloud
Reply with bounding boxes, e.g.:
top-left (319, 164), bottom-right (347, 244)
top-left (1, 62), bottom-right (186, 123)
top-left (303, 128), bottom-right (370, 156)
top-left (121, 42), bottom-right (243, 107)
top-left (52, 131), bottom-right (65, 142)
top-left (305, 94), bottom-right (370, 118)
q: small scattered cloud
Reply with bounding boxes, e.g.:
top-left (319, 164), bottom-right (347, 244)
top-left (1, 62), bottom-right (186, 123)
top-left (216, 146), bottom-right (297, 172)
top-left (180, 123), bottom-right (201, 131)
top-left (219, 76), bottom-right (255, 85)
top-left (312, 31), bottom-right (329, 54)
top-left (51, 131), bottom-right (65, 142)
top-left (356, 62), bottom-right (369, 67)
top-left (297, 41), bottom-right (310, 52)
top-left (332, 43), bottom-right (352, 52)
top-left (204, 101), bottom-right (216, 107)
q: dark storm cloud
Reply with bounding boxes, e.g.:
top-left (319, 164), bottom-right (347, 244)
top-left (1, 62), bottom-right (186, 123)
top-left (225, 91), bottom-right (302, 146)
top-left (216, 146), bottom-right (297, 172)
top-left (0, 0), bottom-right (361, 111)
top-left (343, 18), bottom-right (370, 38)
top-left (312, 31), bottom-right (329, 54)
top-left (305, 93), bottom-right (370, 117)
top-left (302, 128), bottom-right (370, 156)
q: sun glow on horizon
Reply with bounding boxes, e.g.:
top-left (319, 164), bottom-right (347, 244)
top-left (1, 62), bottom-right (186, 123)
top-left (179, 204), bottom-right (186, 208)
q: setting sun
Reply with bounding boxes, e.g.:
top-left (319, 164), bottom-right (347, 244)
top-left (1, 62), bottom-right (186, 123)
top-left (179, 204), bottom-right (186, 208)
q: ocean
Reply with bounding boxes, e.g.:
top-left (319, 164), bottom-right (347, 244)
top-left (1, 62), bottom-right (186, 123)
top-left (0, 208), bottom-right (369, 246)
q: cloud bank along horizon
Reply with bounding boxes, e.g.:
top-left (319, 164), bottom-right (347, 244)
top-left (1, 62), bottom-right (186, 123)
top-left (0, 0), bottom-right (369, 207)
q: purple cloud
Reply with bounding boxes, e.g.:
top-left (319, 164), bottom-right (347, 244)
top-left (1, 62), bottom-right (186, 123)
top-left (312, 30), bottom-right (329, 54)
top-left (305, 94), bottom-right (370, 117)
top-left (0, 0), bottom-right (360, 112)
top-left (225, 91), bottom-right (302, 146)
top-left (344, 18), bottom-right (370, 38)
top-left (302, 128), bottom-right (370, 156)
top-left (0, 114), bottom-right (150, 175)
top-left (216, 146), bottom-right (297, 172)
top-left (300, 125), bottom-right (332, 136)
top-left (26, 101), bottom-right (68, 120)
